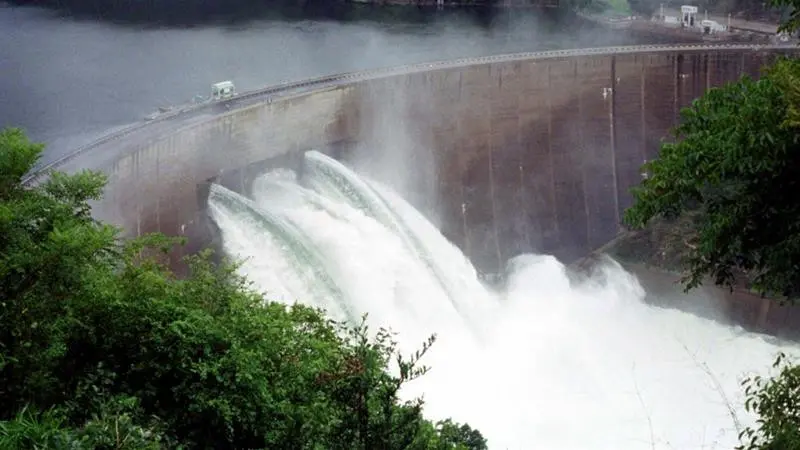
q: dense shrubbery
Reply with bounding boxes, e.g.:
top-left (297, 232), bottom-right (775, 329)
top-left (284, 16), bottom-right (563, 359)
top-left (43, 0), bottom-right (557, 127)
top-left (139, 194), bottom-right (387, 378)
top-left (624, 57), bottom-right (800, 298)
top-left (738, 353), bottom-right (800, 450)
top-left (0, 127), bottom-right (486, 449)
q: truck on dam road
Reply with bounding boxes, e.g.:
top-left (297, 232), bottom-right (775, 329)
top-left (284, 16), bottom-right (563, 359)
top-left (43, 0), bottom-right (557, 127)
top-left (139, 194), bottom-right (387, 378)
top-left (145, 80), bottom-right (238, 121)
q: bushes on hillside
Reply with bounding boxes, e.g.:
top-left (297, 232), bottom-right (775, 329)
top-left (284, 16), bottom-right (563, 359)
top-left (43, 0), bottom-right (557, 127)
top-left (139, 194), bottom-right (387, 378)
top-left (0, 127), bottom-right (487, 449)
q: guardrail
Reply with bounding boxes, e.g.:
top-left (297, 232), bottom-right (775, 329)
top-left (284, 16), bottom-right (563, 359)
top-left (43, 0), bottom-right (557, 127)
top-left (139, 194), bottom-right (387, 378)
top-left (21, 42), bottom-right (797, 186)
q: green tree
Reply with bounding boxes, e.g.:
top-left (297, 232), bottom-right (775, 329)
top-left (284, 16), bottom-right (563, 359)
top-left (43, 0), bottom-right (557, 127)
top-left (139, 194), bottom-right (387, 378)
top-left (623, 58), bottom-right (800, 297)
top-left (432, 419), bottom-right (488, 450)
top-left (0, 127), bottom-right (486, 449)
top-left (626, 0), bottom-right (656, 16)
top-left (0, 127), bottom-right (118, 411)
top-left (771, 0), bottom-right (800, 34)
top-left (737, 353), bottom-right (800, 450)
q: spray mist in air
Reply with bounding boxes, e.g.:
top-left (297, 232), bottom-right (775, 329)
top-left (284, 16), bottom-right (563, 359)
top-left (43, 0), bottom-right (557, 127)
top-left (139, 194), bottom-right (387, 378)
top-left (208, 150), bottom-right (798, 450)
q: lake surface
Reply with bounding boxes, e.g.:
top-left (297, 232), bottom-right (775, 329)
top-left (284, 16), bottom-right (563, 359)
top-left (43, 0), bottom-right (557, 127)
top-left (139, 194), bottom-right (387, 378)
top-left (0, 1), bottom-right (650, 165)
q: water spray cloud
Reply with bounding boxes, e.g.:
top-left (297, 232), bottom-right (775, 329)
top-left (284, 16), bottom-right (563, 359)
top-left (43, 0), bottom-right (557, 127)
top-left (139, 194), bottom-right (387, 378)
top-left (209, 151), bottom-right (798, 450)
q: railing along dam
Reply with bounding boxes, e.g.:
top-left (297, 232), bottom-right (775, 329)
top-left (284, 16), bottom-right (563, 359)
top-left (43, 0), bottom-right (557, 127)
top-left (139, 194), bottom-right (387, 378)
top-left (27, 43), bottom-right (799, 279)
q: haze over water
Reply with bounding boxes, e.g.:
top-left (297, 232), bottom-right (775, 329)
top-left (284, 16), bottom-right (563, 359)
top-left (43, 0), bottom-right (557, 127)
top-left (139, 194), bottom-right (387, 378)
top-left (1, 0), bottom-right (648, 164)
top-left (209, 151), bottom-right (800, 450)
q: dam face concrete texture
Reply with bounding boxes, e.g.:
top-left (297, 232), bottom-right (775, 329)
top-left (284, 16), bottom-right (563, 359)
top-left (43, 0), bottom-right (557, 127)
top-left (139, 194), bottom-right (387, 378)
top-left (66, 46), bottom-right (797, 273)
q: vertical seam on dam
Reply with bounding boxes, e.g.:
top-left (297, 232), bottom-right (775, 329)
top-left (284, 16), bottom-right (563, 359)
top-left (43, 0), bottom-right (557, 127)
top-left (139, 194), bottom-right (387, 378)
top-left (156, 143), bottom-right (161, 232)
top-left (674, 54), bottom-right (683, 122)
top-left (578, 68), bottom-right (591, 249)
top-left (489, 132), bottom-right (502, 272)
top-left (490, 71), bottom-right (503, 272)
top-left (546, 62), bottom-right (560, 245)
top-left (639, 58), bottom-right (647, 168)
top-left (458, 125), bottom-right (471, 261)
top-left (609, 55), bottom-right (620, 230)
top-left (519, 159), bottom-right (529, 251)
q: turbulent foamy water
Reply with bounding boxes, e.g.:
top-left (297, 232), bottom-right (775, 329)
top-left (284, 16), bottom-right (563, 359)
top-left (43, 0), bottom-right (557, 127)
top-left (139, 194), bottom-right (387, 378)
top-left (208, 150), bottom-right (798, 450)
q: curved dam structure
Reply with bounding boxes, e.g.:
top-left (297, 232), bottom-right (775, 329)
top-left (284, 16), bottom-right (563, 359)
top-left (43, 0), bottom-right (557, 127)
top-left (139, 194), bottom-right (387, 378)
top-left (30, 43), bottom-right (800, 331)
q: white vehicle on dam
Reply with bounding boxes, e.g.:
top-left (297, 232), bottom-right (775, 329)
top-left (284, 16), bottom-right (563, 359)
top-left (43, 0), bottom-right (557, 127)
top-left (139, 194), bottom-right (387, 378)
top-left (145, 80), bottom-right (237, 121)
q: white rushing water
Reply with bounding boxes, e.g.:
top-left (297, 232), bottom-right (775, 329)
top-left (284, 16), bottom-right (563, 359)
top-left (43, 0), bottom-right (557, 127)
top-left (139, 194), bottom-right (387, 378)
top-left (208, 150), bottom-right (798, 450)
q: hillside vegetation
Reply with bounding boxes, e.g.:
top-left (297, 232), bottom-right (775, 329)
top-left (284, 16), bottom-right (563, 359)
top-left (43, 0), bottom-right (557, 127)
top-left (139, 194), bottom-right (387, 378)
top-left (0, 127), bottom-right (486, 449)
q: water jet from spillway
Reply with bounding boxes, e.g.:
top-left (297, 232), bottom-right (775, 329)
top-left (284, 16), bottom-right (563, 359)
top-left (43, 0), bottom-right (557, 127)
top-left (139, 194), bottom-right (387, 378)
top-left (208, 150), bottom-right (799, 450)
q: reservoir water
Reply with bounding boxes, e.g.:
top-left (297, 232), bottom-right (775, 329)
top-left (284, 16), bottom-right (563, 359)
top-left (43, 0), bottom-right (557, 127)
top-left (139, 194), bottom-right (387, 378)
top-left (2, 1), bottom-right (644, 164)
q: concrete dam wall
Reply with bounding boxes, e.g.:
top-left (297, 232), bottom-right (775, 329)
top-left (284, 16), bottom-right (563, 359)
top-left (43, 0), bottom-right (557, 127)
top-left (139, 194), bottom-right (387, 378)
top-left (50, 44), bottom-right (792, 268)
top-left (37, 44), bottom-right (799, 334)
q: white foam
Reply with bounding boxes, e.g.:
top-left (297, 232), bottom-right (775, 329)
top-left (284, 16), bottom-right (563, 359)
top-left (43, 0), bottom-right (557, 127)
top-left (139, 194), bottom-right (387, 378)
top-left (209, 161), bottom-right (798, 450)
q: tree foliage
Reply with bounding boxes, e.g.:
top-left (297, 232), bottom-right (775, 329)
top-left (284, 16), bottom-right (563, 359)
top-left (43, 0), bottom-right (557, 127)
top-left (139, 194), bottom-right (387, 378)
top-left (0, 127), bottom-right (487, 449)
top-left (770, 0), bottom-right (800, 34)
top-left (623, 58), bottom-right (800, 297)
top-left (626, 0), bottom-right (656, 16)
top-left (737, 353), bottom-right (800, 450)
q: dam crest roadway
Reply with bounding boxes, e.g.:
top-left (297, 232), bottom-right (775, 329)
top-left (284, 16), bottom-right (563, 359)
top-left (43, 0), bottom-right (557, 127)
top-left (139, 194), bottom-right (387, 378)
top-left (24, 42), bottom-right (798, 186)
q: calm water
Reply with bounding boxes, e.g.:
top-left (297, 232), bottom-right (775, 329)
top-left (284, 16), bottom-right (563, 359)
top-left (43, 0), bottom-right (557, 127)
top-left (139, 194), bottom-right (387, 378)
top-left (1, 1), bottom-right (648, 165)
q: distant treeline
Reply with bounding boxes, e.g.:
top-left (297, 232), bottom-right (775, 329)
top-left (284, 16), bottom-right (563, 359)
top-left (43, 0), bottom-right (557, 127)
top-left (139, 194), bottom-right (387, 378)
top-left (6, 0), bottom-right (572, 26)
